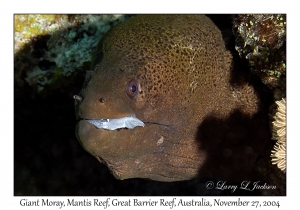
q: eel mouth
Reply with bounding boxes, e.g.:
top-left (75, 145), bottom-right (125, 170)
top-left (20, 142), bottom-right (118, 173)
top-left (77, 116), bottom-right (170, 131)
top-left (87, 116), bottom-right (145, 130)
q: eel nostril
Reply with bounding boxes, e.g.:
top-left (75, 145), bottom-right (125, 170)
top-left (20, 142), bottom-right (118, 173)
top-left (73, 95), bottom-right (83, 102)
top-left (99, 98), bottom-right (106, 103)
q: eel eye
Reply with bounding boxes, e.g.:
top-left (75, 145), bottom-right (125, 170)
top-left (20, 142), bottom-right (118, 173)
top-left (126, 79), bottom-right (140, 99)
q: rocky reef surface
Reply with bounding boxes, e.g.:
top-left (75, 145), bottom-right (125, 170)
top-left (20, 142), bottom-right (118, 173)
top-left (231, 15), bottom-right (286, 195)
top-left (232, 14), bottom-right (286, 100)
top-left (14, 14), bottom-right (129, 92)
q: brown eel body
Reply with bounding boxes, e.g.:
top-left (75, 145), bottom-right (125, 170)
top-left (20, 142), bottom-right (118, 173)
top-left (75, 15), bottom-right (269, 182)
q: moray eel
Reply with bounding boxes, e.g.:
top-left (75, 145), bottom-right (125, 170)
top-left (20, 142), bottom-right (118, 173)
top-left (74, 15), bottom-right (267, 182)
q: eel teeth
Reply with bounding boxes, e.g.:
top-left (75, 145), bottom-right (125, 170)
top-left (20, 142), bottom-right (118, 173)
top-left (87, 116), bottom-right (145, 130)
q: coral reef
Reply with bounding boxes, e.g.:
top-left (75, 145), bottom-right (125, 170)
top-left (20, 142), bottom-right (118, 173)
top-left (15, 15), bottom-right (65, 52)
top-left (14, 14), bottom-right (130, 93)
top-left (232, 14), bottom-right (286, 100)
top-left (232, 14), bottom-right (286, 174)
top-left (270, 98), bottom-right (286, 173)
top-left (231, 14), bottom-right (286, 194)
